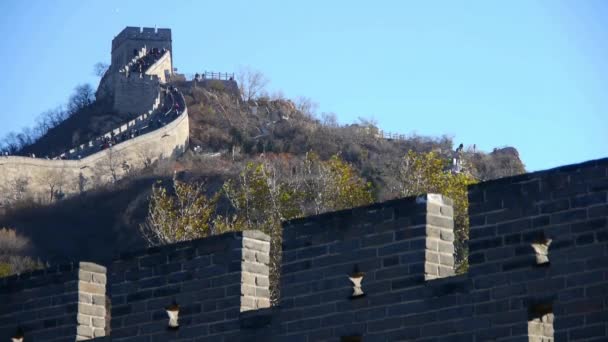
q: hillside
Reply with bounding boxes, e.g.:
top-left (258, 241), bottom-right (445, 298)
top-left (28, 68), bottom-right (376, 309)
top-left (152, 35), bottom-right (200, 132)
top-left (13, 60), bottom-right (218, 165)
top-left (0, 81), bottom-right (526, 265)
top-left (18, 97), bottom-right (127, 157)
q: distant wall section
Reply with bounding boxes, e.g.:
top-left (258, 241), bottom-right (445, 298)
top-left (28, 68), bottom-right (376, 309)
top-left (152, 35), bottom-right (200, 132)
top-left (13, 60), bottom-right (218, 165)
top-left (113, 74), bottom-right (160, 115)
top-left (0, 107), bottom-right (189, 204)
top-left (145, 51), bottom-right (172, 83)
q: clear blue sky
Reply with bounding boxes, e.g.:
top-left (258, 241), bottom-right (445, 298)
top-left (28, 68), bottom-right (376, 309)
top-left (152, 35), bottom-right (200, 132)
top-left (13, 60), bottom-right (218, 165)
top-left (0, 1), bottom-right (606, 171)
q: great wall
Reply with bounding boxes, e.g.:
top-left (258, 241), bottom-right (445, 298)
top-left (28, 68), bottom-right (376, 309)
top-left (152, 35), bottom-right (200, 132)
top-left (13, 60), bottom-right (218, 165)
top-left (0, 28), bottom-right (188, 205)
top-left (1, 154), bottom-right (607, 341)
top-left (1, 27), bottom-right (607, 341)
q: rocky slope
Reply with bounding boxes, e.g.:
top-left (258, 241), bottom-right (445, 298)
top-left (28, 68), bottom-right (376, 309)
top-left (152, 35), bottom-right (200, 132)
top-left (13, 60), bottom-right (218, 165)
top-left (0, 82), bottom-right (525, 264)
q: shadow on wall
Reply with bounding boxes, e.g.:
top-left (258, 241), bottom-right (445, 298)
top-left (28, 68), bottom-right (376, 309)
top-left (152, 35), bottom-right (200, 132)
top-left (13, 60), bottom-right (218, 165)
top-left (0, 144), bottom-right (187, 265)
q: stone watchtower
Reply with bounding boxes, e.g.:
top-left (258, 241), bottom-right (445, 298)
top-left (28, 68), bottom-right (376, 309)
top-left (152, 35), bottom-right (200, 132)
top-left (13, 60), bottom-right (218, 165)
top-left (110, 27), bottom-right (173, 73)
top-left (97, 27), bottom-right (174, 116)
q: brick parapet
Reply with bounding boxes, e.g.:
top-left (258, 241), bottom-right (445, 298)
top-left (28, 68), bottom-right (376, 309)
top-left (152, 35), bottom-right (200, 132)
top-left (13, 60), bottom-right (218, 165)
top-left (77, 263), bottom-right (107, 340)
top-left (107, 230), bottom-right (270, 341)
top-left (111, 27), bottom-right (172, 53)
top-left (0, 262), bottom-right (107, 341)
top-left (1, 157), bottom-right (607, 341)
top-left (466, 157), bottom-right (608, 341)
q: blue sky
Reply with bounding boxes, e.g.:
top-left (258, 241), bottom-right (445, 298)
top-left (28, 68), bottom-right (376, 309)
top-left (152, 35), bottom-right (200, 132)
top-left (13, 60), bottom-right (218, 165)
top-left (0, 0), bottom-right (606, 171)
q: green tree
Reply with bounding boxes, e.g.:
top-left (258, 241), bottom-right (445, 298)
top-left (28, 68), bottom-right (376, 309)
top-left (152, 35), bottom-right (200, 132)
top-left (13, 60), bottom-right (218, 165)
top-left (397, 150), bottom-right (477, 272)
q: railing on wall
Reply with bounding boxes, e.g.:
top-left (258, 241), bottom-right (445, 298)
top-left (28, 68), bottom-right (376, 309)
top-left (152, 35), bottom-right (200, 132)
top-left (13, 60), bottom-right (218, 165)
top-left (378, 130), bottom-right (407, 141)
top-left (54, 87), bottom-right (185, 161)
top-left (192, 71), bottom-right (235, 81)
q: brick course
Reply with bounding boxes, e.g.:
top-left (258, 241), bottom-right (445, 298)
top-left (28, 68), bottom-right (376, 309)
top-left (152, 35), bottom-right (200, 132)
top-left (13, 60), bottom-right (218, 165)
top-left (0, 157), bottom-right (606, 341)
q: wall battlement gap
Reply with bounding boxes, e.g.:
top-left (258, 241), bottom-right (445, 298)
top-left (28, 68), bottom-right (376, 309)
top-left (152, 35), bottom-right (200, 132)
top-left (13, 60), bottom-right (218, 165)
top-left (111, 26), bottom-right (172, 52)
top-left (1, 159), bottom-right (606, 339)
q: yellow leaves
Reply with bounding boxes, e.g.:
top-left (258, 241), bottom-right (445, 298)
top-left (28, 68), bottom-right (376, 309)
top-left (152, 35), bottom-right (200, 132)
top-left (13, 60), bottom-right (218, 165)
top-left (141, 177), bottom-right (227, 246)
top-left (143, 154), bottom-right (374, 249)
top-left (222, 154), bottom-right (374, 233)
top-left (323, 154), bottom-right (373, 211)
top-left (223, 161), bottom-right (302, 236)
top-left (0, 263), bottom-right (11, 277)
top-left (398, 150), bottom-right (477, 272)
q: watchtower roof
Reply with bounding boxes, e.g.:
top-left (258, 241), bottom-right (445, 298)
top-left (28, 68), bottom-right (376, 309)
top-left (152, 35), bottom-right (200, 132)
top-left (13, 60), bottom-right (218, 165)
top-left (111, 26), bottom-right (172, 52)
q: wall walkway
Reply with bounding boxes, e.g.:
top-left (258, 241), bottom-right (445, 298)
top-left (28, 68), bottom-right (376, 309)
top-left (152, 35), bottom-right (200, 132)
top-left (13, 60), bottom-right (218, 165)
top-left (0, 101), bottom-right (188, 204)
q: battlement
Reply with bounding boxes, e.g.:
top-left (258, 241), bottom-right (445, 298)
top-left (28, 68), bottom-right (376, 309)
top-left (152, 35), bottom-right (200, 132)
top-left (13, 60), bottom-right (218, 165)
top-left (1, 157), bottom-right (607, 341)
top-left (111, 27), bottom-right (171, 52)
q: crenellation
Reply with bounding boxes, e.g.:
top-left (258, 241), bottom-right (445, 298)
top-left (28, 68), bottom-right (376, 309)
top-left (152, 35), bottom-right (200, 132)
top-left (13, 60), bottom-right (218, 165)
top-left (111, 27), bottom-right (172, 53)
top-left (1, 153), bottom-right (607, 340)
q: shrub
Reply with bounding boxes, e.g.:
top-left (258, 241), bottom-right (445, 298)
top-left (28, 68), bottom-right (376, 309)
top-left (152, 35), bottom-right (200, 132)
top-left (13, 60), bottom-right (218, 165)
top-left (0, 228), bottom-right (45, 277)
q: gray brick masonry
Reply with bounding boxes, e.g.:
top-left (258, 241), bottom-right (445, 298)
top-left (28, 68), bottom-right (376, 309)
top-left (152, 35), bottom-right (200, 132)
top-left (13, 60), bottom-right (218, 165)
top-left (0, 157), bottom-right (607, 341)
top-left (0, 261), bottom-right (107, 341)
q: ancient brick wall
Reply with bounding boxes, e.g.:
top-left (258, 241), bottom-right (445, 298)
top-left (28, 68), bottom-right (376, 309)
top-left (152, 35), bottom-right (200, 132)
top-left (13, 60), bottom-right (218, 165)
top-left (110, 27), bottom-right (172, 73)
top-left (145, 52), bottom-right (172, 84)
top-left (0, 262), bottom-right (107, 341)
top-left (0, 157), bottom-right (606, 341)
top-left (108, 231), bottom-right (270, 340)
top-left (0, 104), bottom-right (189, 205)
top-left (466, 157), bottom-right (608, 341)
top-left (112, 73), bottom-right (160, 116)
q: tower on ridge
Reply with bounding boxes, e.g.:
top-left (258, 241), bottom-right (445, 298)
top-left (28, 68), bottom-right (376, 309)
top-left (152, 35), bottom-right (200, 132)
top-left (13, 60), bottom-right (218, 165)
top-left (110, 26), bottom-right (173, 72)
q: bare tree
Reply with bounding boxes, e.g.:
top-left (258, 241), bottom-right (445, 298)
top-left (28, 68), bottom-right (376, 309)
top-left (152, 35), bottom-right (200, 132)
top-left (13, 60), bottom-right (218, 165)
top-left (39, 167), bottom-right (67, 202)
top-left (67, 84), bottom-right (95, 115)
top-left (0, 228), bottom-right (29, 255)
top-left (46, 106), bottom-right (69, 126)
top-left (135, 146), bottom-right (156, 169)
top-left (77, 172), bottom-right (89, 194)
top-left (269, 90), bottom-right (286, 101)
top-left (1, 132), bottom-right (20, 153)
top-left (295, 96), bottom-right (319, 119)
top-left (10, 176), bottom-right (30, 202)
top-left (236, 66), bottom-right (269, 101)
top-left (98, 147), bottom-right (124, 184)
top-left (0, 228), bottom-right (45, 277)
top-left (320, 112), bottom-right (339, 128)
top-left (93, 62), bottom-right (110, 77)
top-left (0, 176), bottom-right (30, 206)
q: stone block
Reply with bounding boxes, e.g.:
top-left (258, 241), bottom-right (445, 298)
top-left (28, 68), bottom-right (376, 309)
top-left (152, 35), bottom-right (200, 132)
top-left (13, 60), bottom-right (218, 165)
top-left (92, 294), bottom-right (105, 306)
top-left (79, 303), bottom-right (106, 317)
top-left (77, 313), bottom-right (91, 325)
top-left (79, 281), bottom-right (106, 295)
top-left (77, 325), bottom-right (94, 338)
top-left (242, 262), bottom-right (269, 276)
top-left (92, 317), bottom-right (105, 328)
top-left (256, 276), bottom-right (270, 287)
top-left (243, 230), bottom-right (271, 242)
top-left (425, 251), bottom-right (439, 264)
top-left (79, 293), bottom-right (92, 304)
top-left (79, 262), bottom-right (107, 274)
top-left (426, 214), bottom-right (454, 229)
top-left (92, 273), bottom-right (107, 285)
top-left (79, 270), bottom-right (93, 282)
top-left (440, 230), bottom-right (454, 242)
top-left (93, 328), bottom-right (106, 337)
